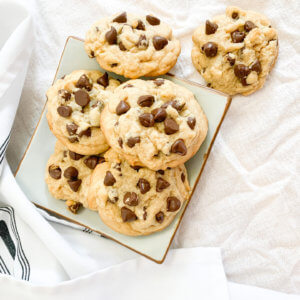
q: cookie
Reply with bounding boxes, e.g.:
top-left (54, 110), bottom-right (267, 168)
top-left (191, 6), bottom-right (278, 95)
top-left (46, 70), bottom-right (119, 155)
top-left (88, 150), bottom-right (190, 236)
top-left (45, 141), bottom-right (105, 212)
top-left (84, 12), bottom-right (181, 78)
top-left (100, 78), bottom-right (208, 170)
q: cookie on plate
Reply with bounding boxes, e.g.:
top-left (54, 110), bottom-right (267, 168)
top-left (84, 12), bottom-right (181, 78)
top-left (100, 78), bottom-right (208, 170)
top-left (46, 70), bottom-right (119, 155)
top-left (191, 6), bottom-right (278, 95)
top-left (88, 150), bottom-right (190, 236)
top-left (45, 141), bottom-right (105, 212)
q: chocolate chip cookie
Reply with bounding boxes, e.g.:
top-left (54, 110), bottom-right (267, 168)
top-left (88, 150), bottom-right (190, 236)
top-left (46, 70), bottom-right (119, 155)
top-left (45, 141), bottom-right (105, 212)
top-left (84, 12), bottom-right (181, 78)
top-left (100, 78), bottom-right (208, 170)
top-left (192, 6), bottom-right (278, 95)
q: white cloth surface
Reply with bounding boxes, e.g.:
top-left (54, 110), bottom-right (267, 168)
top-left (1, 0), bottom-right (299, 296)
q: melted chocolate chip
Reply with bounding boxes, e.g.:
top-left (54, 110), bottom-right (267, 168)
top-left (127, 136), bottom-right (140, 148)
top-left (153, 36), bottom-right (168, 50)
top-left (121, 207), bottom-right (137, 222)
top-left (137, 95), bottom-right (154, 107)
top-left (97, 72), bottom-right (109, 87)
top-left (137, 178), bottom-right (151, 194)
top-left (231, 30), bottom-right (246, 43)
top-left (251, 60), bottom-right (261, 73)
top-left (113, 12), bottom-right (127, 23)
top-left (205, 20), bottom-right (218, 35)
top-left (202, 42), bottom-right (218, 57)
top-left (154, 79), bottom-right (164, 86)
top-left (118, 138), bottom-right (123, 148)
top-left (119, 41), bottom-right (126, 51)
top-left (66, 123), bottom-right (78, 135)
top-left (171, 139), bottom-right (187, 156)
top-left (146, 15), bottom-right (160, 25)
top-left (116, 101), bottom-right (130, 115)
top-left (74, 90), bottom-right (90, 107)
top-left (187, 117), bottom-right (196, 130)
top-left (68, 179), bottom-right (82, 192)
top-left (104, 171), bottom-right (116, 186)
top-left (78, 127), bottom-right (91, 138)
top-left (57, 106), bottom-right (72, 118)
top-left (69, 151), bottom-right (84, 160)
top-left (244, 20), bottom-right (256, 32)
top-left (84, 156), bottom-right (99, 169)
top-left (139, 113), bottom-right (154, 127)
top-left (123, 192), bottom-right (139, 206)
top-left (151, 108), bottom-right (167, 122)
top-left (167, 196), bottom-right (181, 212)
top-left (164, 118), bottom-right (179, 135)
top-left (105, 27), bottom-right (117, 45)
top-left (68, 137), bottom-right (79, 143)
top-left (136, 19), bottom-right (145, 30)
top-left (130, 165), bottom-right (142, 171)
top-left (155, 211), bottom-right (164, 223)
top-left (64, 166), bottom-right (78, 180)
top-left (76, 74), bottom-right (92, 91)
top-left (181, 172), bottom-right (185, 182)
top-left (58, 89), bottom-right (71, 101)
top-left (157, 169), bottom-right (164, 175)
top-left (48, 165), bottom-right (61, 179)
top-left (156, 177), bottom-right (170, 192)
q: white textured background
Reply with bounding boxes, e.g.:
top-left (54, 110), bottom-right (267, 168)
top-left (6, 0), bottom-right (300, 293)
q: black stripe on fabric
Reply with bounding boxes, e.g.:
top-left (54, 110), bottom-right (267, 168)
top-left (0, 207), bottom-right (30, 280)
top-left (0, 133), bottom-right (11, 152)
top-left (0, 133), bottom-right (11, 165)
top-left (0, 255), bottom-right (10, 275)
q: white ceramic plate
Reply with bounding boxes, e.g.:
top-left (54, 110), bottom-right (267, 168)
top-left (15, 37), bottom-right (231, 263)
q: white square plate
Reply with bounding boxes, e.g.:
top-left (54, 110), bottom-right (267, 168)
top-left (15, 37), bottom-right (231, 263)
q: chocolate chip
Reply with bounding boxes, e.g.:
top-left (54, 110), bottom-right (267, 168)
top-left (64, 166), bottom-right (78, 179)
top-left (187, 117), bottom-right (196, 130)
top-left (130, 165), bottom-right (142, 171)
top-left (155, 211), bottom-right (164, 223)
top-left (118, 41), bottom-right (126, 51)
top-left (154, 79), bottom-right (164, 86)
top-left (234, 64), bottom-right (250, 79)
top-left (113, 12), bottom-right (127, 23)
top-left (74, 90), bottom-right (90, 107)
top-left (57, 106), bottom-right (72, 118)
top-left (105, 27), bottom-right (117, 45)
top-left (181, 172), bottom-right (185, 182)
top-left (84, 156), bottom-right (99, 169)
top-left (137, 34), bottom-right (148, 49)
top-left (143, 208), bottom-right (147, 220)
top-left (137, 178), bottom-right (151, 194)
top-left (127, 136), bottom-right (140, 148)
top-left (68, 179), bottom-right (82, 192)
top-left (232, 12), bottom-right (239, 19)
top-left (67, 201), bottom-right (82, 213)
top-left (231, 30), bottom-right (245, 43)
top-left (48, 165), bottom-right (61, 179)
top-left (118, 138), bottom-right (123, 148)
top-left (137, 95), bottom-right (154, 107)
top-left (227, 55), bottom-right (236, 66)
top-left (151, 108), bottom-right (167, 122)
top-left (78, 127), bottom-right (91, 138)
top-left (66, 123), bottom-right (78, 135)
top-left (108, 197), bottom-right (118, 204)
top-left (104, 171), bottom-right (116, 186)
top-left (123, 192), bottom-right (139, 206)
top-left (136, 20), bottom-right (145, 30)
top-left (69, 151), bottom-right (84, 160)
top-left (157, 169), bottom-right (164, 175)
top-left (139, 113), bottom-right (154, 127)
top-left (121, 207), bottom-right (137, 222)
top-left (171, 139), bottom-right (187, 156)
top-left (76, 74), bottom-right (93, 91)
top-left (164, 118), bottom-right (179, 135)
top-left (167, 197), bottom-right (181, 212)
top-left (90, 50), bottom-right (95, 58)
top-left (68, 137), bottom-right (79, 143)
top-left (156, 177), bottom-right (170, 192)
top-left (244, 20), bottom-right (256, 32)
top-left (205, 20), bottom-right (218, 35)
top-left (98, 157), bottom-right (105, 164)
top-left (202, 42), bottom-right (218, 57)
top-left (111, 63), bottom-right (118, 67)
top-left (58, 89), bottom-right (71, 101)
top-left (153, 36), bottom-right (168, 50)
top-left (146, 15), bottom-right (160, 25)
top-left (251, 60), bottom-right (261, 73)
top-left (116, 101), bottom-right (130, 115)
top-left (161, 100), bottom-right (185, 111)
top-left (97, 72), bottom-right (109, 87)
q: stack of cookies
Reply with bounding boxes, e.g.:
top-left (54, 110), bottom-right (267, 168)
top-left (45, 7), bottom-right (278, 236)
